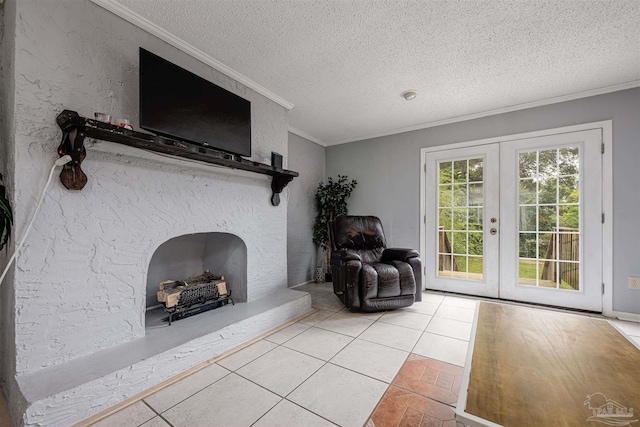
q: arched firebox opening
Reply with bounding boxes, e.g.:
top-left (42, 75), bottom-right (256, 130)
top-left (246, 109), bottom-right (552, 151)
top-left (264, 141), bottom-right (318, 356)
top-left (145, 233), bottom-right (247, 326)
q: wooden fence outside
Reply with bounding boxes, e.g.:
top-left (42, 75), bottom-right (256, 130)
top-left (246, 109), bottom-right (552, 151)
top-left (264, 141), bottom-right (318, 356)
top-left (438, 227), bottom-right (459, 272)
top-left (541, 227), bottom-right (580, 290)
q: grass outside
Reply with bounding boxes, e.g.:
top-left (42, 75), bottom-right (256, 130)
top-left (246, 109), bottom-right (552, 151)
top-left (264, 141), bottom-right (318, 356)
top-left (464, 257), bottom-right (575, 290)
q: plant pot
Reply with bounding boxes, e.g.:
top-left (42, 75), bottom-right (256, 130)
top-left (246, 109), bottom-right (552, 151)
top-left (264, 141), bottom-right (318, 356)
top-left (314, 267), bottom-right (324, 283)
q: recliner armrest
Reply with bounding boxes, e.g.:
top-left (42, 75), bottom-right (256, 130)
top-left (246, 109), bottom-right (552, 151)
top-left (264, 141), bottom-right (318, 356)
top-left (381, 248), bottom-right (419, 262)
top-left (331, 249), bottom-right (362, 263)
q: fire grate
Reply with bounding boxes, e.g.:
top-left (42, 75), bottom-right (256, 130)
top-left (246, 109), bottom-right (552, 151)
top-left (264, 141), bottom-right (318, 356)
top-left (157, 270), bottom-right (234, 325)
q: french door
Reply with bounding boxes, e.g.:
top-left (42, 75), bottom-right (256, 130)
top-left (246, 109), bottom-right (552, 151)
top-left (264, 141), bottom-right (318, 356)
top-left (425, 129), bottom-right (603, 311)
top-left (425, 144), bottom-right (500, 298)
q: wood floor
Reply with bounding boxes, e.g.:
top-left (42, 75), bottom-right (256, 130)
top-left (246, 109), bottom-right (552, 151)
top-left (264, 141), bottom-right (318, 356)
top-left (462, 302), bottom-right (640, 427)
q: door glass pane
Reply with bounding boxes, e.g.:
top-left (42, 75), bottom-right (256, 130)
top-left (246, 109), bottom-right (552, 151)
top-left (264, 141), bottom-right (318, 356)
top-left (468, 256), bottom-right (483, 278)
top-left (518, 260), bottom-right (543, 287)
top-left (452, 232), bottom-right (467, 255)
top-left (469, 184), bottom-right (483, 206)
top-left (559, 205), bottom-right (579, 228)
top-left (519, 179), bottom-right (536, 204)
top-left (437, 158), bottom-right (484, 281)
top-left (453, 209), bottom-right (467, 230)
top-left (455, 256), bottom-right (468, 277)
top-left (468, 208), bottom-right (483, 230)
top-left (468, 232), bottom-right (483, 255)
top-left (439, 185), bottom-right (452, 207)
top-left (439, 161), bottom-right (452, 184)
top-left (438, 254), bottom-right (454, 277)
top-left (559, 176), bottom-right (579, 203)
top-left (519, 206), bottom-right (537, 231)
top-left (519, 152), bottom-right (537, 178)
top-left (453, 160), bottom-right (467, 183)
top-left (439, 208), bottom-right (452, 229)
top-left (453, 184), bottom-right (467, 206)
top-left (519, 233), bottom-right (536, 258)
top-left (517, 147), bottom-right (580, 290)
top-left (468, 159), bottom-right (483, 182)
top-left (538, 206), bottom-right (557, 232)
top-left (538, 177), bottom-right (557, 204)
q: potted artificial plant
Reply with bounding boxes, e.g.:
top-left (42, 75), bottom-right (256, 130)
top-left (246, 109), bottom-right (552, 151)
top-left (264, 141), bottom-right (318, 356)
top-left (0, 173), bottom-right (13, 252)
top-left (313, 175), bottom-right (357, 282)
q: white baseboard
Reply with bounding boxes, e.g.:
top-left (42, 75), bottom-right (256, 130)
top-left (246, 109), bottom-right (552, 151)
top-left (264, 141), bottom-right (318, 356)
top-left (290, 280), bottom-right (314, 288)
top-left (607, 310), bottom-right (640, 323)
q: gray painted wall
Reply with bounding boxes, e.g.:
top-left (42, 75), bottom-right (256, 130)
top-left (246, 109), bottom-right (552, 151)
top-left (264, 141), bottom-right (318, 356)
top-left (327, 88), bottom-right (640, 314)
top-left (287, 132), bottom-right (325, 286)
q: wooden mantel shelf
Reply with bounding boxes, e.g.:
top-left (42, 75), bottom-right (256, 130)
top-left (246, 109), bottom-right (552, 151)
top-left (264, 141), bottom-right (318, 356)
top-left (55, 110), bottom-right (298, 206)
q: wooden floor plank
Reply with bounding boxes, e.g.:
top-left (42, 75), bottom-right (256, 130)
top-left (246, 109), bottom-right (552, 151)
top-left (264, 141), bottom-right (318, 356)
top-left (465, 302), bottom-right (640, 427)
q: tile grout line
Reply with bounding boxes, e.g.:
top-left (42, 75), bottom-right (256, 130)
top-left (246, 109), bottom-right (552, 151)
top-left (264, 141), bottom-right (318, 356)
top-left (269, 304), bottom-right (411, 426)
top-left (143, 370), bottom-right (234, 418)
top-left (80, 309), bottom-right (318, 427)
top-left (242, 327), bottom-right (344, 426)
top-left (103, 292), bottom-right (475, 427)
top-left (389, 357), bottom-right (465, 408)
top-left (139, 400), bottom-right (173, 427)
top-left (363, 294), bottom-right (466, 425)
top-left (362, 353), bottom-right (423, 424)
top-left (281, 399), bottom-right (340, 426)
top-left (361, 295), bottom-right (448, 425)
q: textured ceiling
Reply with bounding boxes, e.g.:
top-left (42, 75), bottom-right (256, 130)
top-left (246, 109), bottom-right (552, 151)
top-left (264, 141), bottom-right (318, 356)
top-left (113, 0), bottom-right (640, 145)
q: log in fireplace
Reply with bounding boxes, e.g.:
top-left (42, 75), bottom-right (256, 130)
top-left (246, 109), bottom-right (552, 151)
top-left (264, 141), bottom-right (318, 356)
top-left (157, 270), bottom-right (234, 325)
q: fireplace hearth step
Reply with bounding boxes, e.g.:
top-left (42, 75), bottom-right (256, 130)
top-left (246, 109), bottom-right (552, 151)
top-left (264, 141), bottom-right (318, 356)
top-left (16, 289), bottom-right (313, 426)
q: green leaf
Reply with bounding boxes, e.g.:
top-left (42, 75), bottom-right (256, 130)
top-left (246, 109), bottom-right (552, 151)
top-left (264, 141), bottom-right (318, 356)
top-left (312, 175), bottom-right (357, 255)
top-left (0, 178), bottom-right (13, 251)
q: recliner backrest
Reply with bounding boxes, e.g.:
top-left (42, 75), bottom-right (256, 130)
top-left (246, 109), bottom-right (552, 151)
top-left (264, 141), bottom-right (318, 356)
top-left (330, 216), bottom-right (387, 263)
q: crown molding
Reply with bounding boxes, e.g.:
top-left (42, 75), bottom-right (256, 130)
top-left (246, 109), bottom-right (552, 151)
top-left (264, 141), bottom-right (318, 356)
top-left (327, 80), bottom-right (640, 146)
top-left (91, 0), bottom-right (294, 110)
top-left (288, 127), bottom-right (326, 147)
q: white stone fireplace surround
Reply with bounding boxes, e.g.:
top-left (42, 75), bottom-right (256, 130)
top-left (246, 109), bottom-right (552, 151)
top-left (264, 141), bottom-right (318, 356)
top-left (8, 147), bottom-right (311, 426)
top-left (1, 2), bottom-right (312, 424)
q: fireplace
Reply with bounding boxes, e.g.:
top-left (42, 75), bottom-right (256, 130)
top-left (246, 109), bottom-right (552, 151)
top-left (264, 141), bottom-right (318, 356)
top-left (146, 232), bottom-right (248, 309)
top-left (9, 155), bottom-right (313, 425)
top-left (146, 233), bottom-right (248, 325)
top-left (2, 2), bottom-right (313, 423)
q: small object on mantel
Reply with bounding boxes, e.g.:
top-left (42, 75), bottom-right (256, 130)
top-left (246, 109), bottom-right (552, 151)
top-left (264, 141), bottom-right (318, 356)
top-left (271, 151), bottom-right (283, 169)
top-left (94, 112), bottom-right (112, 124)
top-left (115, 118), bottom-right (133, 130)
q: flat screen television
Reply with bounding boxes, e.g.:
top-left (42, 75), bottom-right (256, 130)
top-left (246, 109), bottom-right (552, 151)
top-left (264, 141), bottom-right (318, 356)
top-left (139, 48), bottom-right (251, 157)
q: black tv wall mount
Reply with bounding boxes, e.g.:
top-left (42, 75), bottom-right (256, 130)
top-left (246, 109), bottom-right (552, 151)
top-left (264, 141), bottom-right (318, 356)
top-left (56, 110), bottom-right (298, 206)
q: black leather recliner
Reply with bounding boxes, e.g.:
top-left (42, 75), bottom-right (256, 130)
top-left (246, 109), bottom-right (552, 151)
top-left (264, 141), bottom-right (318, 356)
top-left (329, 215), bottom-right (422, 312)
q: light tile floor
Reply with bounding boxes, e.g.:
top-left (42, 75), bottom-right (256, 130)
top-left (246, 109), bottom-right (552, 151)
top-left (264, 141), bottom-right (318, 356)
top-left (88, 284), bottom-right (639, 427)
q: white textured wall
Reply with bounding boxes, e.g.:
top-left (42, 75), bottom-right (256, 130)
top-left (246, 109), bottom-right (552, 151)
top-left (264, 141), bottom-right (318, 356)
top-left (8, 0), bottom-right (289, 380)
